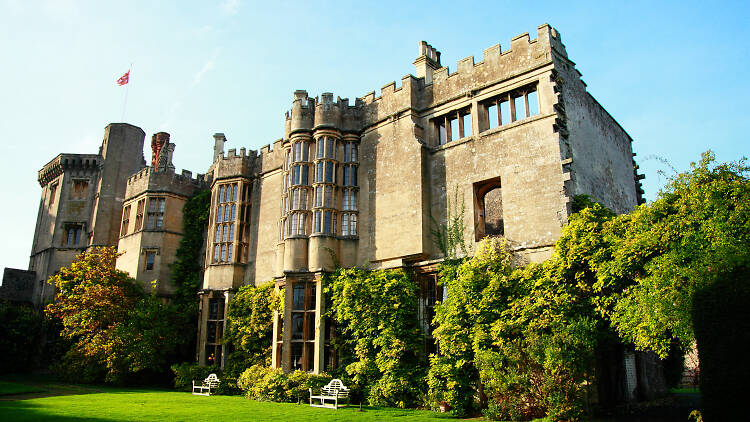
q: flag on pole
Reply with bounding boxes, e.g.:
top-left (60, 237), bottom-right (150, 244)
top-left (117, 70), bottom-right (130, 86)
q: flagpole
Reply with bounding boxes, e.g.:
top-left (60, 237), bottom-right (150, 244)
top-left (121, 63), bottom-right (132, 122)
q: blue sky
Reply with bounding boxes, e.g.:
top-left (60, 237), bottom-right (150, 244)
top-left (1, 0), bottom-right (748, 271)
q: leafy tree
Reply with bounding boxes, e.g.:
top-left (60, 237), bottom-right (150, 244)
top-left (45, 247), bottom-right (186, 383)
top-left (606, 152), bottom-right (750, 357)
top-left (429, 238), bottom-right (598, 420)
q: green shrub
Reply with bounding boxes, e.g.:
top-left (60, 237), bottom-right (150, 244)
top-left (171, 362), bottom-right (220, 391)
top-left (237, 364), bottom-right (331, 403)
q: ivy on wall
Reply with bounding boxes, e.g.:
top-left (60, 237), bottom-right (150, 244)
top-left (325, 268), bottom-right (427, 408)
top-left (171, 189), bottom-right (210, 309)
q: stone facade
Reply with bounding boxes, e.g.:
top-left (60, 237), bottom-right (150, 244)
top-left (18, 24), bottom-right (643, 374)
top-left (18, 123), bottom-right (146, 306)
top-left (115, 132), bottom-right (205, 297)
top-left (196, 24), bottom-right (644, 371)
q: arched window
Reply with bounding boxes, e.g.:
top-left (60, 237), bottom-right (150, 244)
top-left (473, 177), bottom-right (504, 241)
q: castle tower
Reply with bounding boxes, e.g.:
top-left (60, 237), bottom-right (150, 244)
top-left (116, 132), bottom-right (203, 297)
top-left (89, 123), bottom-right (146, 248)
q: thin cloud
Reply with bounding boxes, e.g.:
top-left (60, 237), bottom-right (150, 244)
top-left (158, 50), bottom-right (220, 131)
top-left (221, 0), bottom-right (240, 15)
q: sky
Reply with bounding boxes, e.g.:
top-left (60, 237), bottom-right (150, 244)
top-left (1, 0), bottom-right (748, 271)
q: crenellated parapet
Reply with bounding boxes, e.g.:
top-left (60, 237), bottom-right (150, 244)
top-left (37, 153), bottom-right (101, 186)
top-left (286, 91), bottom-right (363, 135)
top-left (427, 24), bottom-right (564, 106)
top-left (125, 164), bottom-right (205, 200)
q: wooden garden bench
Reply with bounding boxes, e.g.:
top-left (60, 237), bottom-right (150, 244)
top-left (192, 373), bottom-right (220, 396)
top-left (309, 378), bottom-right (350, 409)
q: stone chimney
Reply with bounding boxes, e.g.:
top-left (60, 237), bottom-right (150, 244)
top-left (213, 133), bottom-right (226, 162)
top-left (151, 132), bottom-right (171, 168)
top-left (413, 41), bottom-right (441, 85)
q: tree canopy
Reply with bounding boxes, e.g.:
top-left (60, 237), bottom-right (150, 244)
top-left (45, 247), bottom-right (187, 383)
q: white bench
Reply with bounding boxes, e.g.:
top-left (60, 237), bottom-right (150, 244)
top-left (309, 378), bottom-right (350, 409)
top-left (192, 373), bottom-right (220, 396)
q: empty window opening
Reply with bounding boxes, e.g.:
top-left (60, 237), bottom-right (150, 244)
top-left (432, 106), bottom-right (472, 145)
top-left (527, 90), bottom-right (539, 117)
top-left (473, 177), bottom-right (504, 241)
top-left (513, 94), bottom-right (526, 121)
top-left (462, 113), bottom-right (472, 137)
top-left (500, 100), bottom-right (511, 125)
top-left (480, 84), bottom-right (539, 132)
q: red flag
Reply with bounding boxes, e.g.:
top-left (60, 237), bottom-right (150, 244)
top-left (117, 70), bottom-right (130, 86)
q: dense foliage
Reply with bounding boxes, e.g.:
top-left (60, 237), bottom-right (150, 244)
top-left (223, 282), bottom-right (280, 377)
top-left (326, 268), bottom-right (427, 408)
top-left (45, 247), bottom-right (188, 384)
top-left (171, 189), bottom-right (210, 308)
top-left (428, 238), bottom-right (598, 420)
top-left (607, 153), bottom-right (750, 357)
top-left (171, 362), bottom-right (221, 391)
top-left (691, 264), bottom-right (749, 421)
top-left (0, 301), bottom-right (43, 374)
top-left (426, 152), bottom-right (749, 420)
top-left (237, 364), bottom-right (332, 403)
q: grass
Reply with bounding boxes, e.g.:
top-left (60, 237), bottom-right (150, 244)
top-left (0, 381), bottom-right (44, 396)
top-left (0, 380), bottom-right (461, 422)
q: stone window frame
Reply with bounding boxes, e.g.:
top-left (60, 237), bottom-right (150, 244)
top-left (120, 204), bottom-right (131, 236)
top-left (432, 106), bottom-right (472, 145)
top-left (310, 134), bottom-right (340, 237)
top-left (341, 212), bottom-right (358, 237)
top-left (213, 182), bottom-right (238, 263)
top-left (142, 248), bottom-right (159, 271)
top-left (290, 282), bottom-right (317, 372)
top-left (134, 198), bottom-right (146, 231)
top-left (48, 181), bottom-right (58, 208)
top-left (212, 180), bottom-right (251, 264)
top-left (205, 294), bottom-right (226, 367)
top-left (480, 83), bottom-right (539, 132)
top-left (145, 197), bottom-right (166, 230)
top-left (70, 178), bottom-right (90, 200)
top-left (62, 223), bottom-right (84, 247)
top-left (473, 176), bottom-right (504, 241)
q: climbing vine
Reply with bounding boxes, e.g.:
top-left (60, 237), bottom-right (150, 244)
top-left (325, 268), bottom-right (426, 408)
top-left (171, 189), bottom-right (210, 309)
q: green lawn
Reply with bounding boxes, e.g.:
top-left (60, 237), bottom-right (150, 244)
top-left (0, 383), bottom-right (462, 422)
top-left (0, 381), bottom-right (44, 396)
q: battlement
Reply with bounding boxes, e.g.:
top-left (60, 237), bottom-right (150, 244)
top-left (127, 165), bottom-right (204, 186)
top-left (286, 90), bottom-right (363, 134)
top-left (356, 24), bottom-right (566, 113)
top-left (38, 153), bottom-right (101, 186)
top-left (428, 24), bottom-right (565, 102)
top-left (216, 146), bottom-right (258, 160)
top-left (280, 25), bottom-right (567, 136)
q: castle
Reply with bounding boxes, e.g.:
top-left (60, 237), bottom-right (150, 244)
top-left (6, 24), bottom-right (644, 374)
